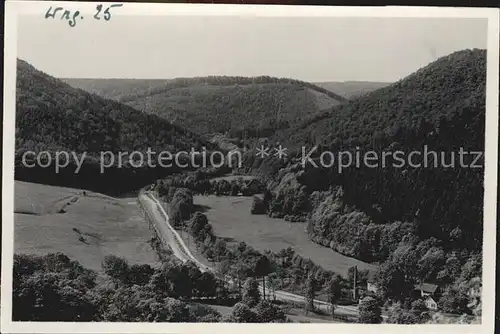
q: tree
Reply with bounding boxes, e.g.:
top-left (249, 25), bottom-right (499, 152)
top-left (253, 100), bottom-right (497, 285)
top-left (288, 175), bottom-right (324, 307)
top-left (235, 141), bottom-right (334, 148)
top-left (195, 271), bottom-right (217, 298)
top-left (189, 303), bottom-right (222, 323)
top-left (375, 258), bottom-right (416, 302)
top-left (326, 274), bottom-right (343, 317)
top-left (254, 300), bottom-right (286, 323)
top-left (410, 299), bottom-right (431, 323)
top-left (439, 287), bottom-right (471, 315)
top-left (242, 277), bottom-right (261, 308)
top-left (305, 274), bottom-right (318, 314)
top-left (254, 255), bottom-right (272, 300)
top-left (13, 254), bottom-right (98, 322)
top-left (13, 271), bottom-right (98, 321)
top-left (216, 260), bottom-right (231, 290)
top-left (230, 182), bottom-right (239, 196)
top-left (102, 255), bottom-right (129, 284)
top-left (251, 196), bottom-right (267, 214)
top-left (266, 273), bottom-right (279, 301)
top-left (189, 212), bottom-right (209, 241)
top-left (263, 190), bottom-right (273, 211)
top-left (150, 262), bottom-right (194, 300)
top-left (386, 302), bottom-right (418, 324)
top-left (160, 297), bottom-right (192, 322)
top-left (170, 188), bottom-right (194, 227)
top-left (231, 302), bottom-right (257, 323)
top-left (127, 264), bottom-right (154, 286)
top-left (214, 239), bottom-right (228, 261)
top-left (358, 296), bottom-right (382, 324)
top-left (417, 246), bottom-right (445, 281)
top-left (234, 262), bottom-right (252, 295)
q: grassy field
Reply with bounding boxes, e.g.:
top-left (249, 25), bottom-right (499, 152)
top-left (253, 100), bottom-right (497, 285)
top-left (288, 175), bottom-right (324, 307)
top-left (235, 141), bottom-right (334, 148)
top-left (193, 195), bottom-right (375, 277)
top-left (14, 181), bottom-right (159, 272)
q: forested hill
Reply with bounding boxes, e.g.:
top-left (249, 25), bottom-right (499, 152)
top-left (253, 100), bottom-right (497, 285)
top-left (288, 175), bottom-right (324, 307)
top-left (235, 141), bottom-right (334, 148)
top-left (63, 76), bottom-right (346, 138)
top-left (15, 60), bottom-right (213, 194)
top-left (267, 48), bottom-right (486, 151)
top-left (246, 49), bottom-right (485, 286)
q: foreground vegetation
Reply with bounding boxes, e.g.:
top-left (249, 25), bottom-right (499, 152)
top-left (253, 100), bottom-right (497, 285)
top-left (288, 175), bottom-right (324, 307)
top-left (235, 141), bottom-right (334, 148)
top-left (12, 252), bottom-right (290, 323)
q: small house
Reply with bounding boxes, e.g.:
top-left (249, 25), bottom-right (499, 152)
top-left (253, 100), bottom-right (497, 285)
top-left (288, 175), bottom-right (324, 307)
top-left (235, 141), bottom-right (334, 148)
top-left (414, 283), bottom-right (440, 298)
top-left (424, 296), bottom-right (438, 311)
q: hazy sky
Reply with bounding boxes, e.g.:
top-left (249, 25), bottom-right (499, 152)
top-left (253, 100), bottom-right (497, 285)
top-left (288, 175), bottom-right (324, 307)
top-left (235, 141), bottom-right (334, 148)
top-left (18, 15), bottom-right (488, 82)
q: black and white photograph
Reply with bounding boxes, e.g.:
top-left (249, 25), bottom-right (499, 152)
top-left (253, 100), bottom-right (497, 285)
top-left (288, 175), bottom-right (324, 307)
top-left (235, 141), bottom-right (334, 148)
top-left (2, 2), bottom-right (499, 333)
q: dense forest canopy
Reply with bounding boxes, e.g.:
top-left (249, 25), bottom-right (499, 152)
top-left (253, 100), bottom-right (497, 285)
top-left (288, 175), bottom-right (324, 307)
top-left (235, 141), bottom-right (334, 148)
top-left (17, 60), bottom-right (209, 155)
top-left (244, 48), bottom-right (486, 272)
top-left (64, 76), bottom-right (346, 139)
top-left (15, 60), bottom-right (215, 193)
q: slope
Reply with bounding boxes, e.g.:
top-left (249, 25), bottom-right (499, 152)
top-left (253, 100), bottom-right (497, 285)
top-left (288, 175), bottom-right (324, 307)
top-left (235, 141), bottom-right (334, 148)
top-left (247, 49), bottom-right (486, 274)
top-left (16, 60), bottom-right (213, 194)
top-left (63, 76), bottom-right (347, 138)
top-left (15, 181), bottom-right (159, 272)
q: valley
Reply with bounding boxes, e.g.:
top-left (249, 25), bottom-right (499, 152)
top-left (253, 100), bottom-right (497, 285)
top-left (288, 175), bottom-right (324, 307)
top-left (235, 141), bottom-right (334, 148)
top-left (12, 48), bottom-right (486, 324)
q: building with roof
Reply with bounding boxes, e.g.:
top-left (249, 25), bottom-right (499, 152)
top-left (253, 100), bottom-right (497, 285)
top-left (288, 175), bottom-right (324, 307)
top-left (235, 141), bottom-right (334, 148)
top-left (424, 296), bottom-right (438, 311)
top-left (414, 283), bottom-right (441, 298)
top-left (365, 278), bottom-right (442, 310)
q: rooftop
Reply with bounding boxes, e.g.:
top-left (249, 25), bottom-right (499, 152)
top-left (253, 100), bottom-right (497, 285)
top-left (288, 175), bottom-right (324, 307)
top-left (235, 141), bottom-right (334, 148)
top-left (415, 283), bottom-right (439, 293)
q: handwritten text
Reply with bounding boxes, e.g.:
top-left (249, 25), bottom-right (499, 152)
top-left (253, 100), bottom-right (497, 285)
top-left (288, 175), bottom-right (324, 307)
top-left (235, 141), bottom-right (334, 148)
top-left (45, 4), bottom-right (123, 27)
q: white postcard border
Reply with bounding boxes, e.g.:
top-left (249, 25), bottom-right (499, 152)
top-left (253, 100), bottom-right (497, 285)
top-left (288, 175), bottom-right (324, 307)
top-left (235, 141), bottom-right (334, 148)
top-left (2, 2), bottom-right (499, 334)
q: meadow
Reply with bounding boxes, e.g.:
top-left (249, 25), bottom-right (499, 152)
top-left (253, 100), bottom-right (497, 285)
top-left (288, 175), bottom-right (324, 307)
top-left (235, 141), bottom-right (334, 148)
top-left (14, 181), bottom-right (159, 271)
top-left (192, 195), bottom-right (375, 277)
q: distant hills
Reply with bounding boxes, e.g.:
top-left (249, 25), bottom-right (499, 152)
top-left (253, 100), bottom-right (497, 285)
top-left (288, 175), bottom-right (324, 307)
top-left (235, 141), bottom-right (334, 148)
top-left (64, 76), bottom-right (347, 139)
top-left (314, 81), bottom-right (391, 99)
top-left (16, 60), bottom-right (213, 194)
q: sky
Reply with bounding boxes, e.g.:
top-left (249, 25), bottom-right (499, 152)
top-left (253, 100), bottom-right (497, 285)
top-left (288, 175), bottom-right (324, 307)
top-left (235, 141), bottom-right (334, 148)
top-left (17, 15), bottom-right (488, 82)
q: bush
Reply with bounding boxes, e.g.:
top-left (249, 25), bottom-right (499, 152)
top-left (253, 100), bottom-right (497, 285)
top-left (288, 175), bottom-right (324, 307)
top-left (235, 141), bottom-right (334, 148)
top-left (358, 296), bottom-right (382, 324)
top-left (231, 302), bottom-right (258, 323)
top-left (242, 277), bottom-right (261, 308)
top-left (102, 255), bottom-right (129, 284)
top-left (251, 196), bottom-right (267, 215)
top-left (254, 300), bottom-right (286, 323)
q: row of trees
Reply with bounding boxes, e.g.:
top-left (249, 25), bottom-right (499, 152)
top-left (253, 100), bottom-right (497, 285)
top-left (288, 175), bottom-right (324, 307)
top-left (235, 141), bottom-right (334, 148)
top-left (157, 173), bottom-right (264, 199)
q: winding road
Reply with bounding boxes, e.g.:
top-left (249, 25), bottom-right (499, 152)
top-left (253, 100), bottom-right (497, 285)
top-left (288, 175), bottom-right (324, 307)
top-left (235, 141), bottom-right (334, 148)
top-left (138, 192), bottom-right (360, 318)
